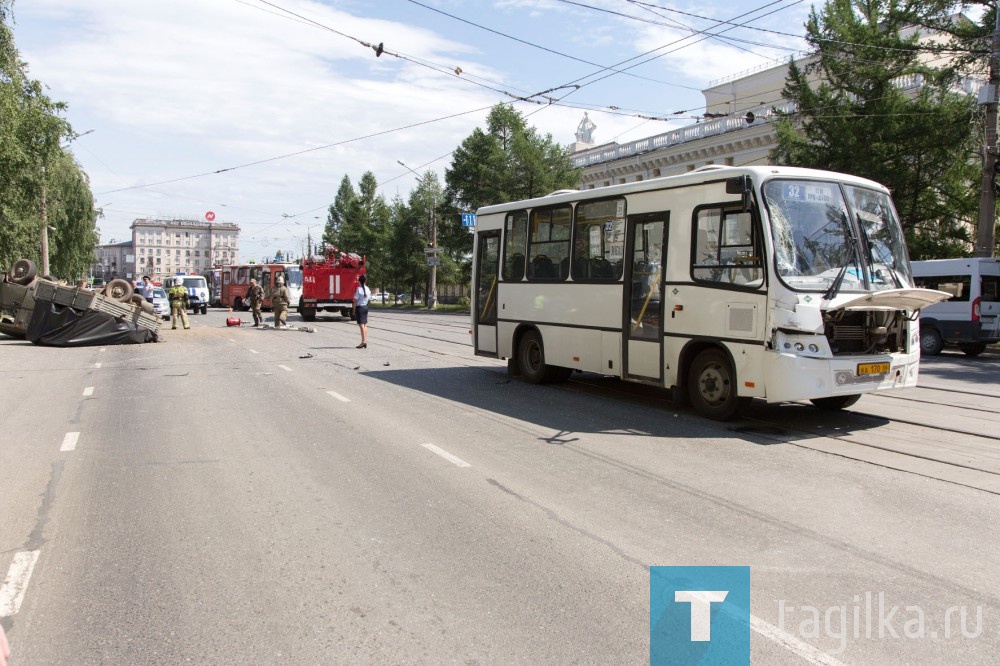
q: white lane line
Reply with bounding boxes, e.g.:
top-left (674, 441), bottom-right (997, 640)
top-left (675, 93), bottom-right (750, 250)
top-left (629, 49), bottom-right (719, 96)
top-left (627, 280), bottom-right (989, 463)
top-left (60, 432), bottom-right (80, 452)
top-left (326, 390), bottom-right (350, 403)
top-left (278, 364), bottom-right (292, 372)
top-left (99, 347), bottom-right (106, 352)
top-left (249, 349), bottom-right (260, 355)
top-left (94, 362), bottom-right (102, 368)
top-left (0, 550), bottom-right (40, 617)
top-left (751, 615), bottom-right (846, 666)
top-left (83, 386), bottom-right (94, 396)
top-left (421, 443), bottom-right (471, 468)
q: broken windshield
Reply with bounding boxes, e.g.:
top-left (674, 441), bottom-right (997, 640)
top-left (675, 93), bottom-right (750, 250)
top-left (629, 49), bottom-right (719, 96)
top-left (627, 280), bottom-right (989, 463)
top-left (763, 179), bottom-right (910, 294)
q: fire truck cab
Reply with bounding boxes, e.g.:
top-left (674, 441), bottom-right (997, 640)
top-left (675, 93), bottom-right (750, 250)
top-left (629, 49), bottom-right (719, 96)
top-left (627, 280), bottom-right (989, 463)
top-left (299, 247), bottom-right (366, 321)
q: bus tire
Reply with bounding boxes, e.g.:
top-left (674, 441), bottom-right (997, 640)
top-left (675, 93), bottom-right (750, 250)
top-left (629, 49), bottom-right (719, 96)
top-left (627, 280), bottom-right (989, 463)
top-left (919, 328), bottom-right (943, 356)
top-left (809, 394), bottom-right (861, 410)
top-left (517, 330), bottom-right (549, 384)
top-left (8, 259), bottom-right (37, 285)
top-left (959, 342), bottom-right (987, 357)
top-left (688, 349), bottom-right (741, 420)
top-left (201, 305), bottom-right (208, 315)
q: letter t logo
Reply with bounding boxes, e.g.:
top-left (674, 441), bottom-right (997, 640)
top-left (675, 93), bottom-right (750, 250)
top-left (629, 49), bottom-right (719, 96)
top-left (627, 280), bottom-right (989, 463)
top-left (675, 590), bottom-right (729, 641)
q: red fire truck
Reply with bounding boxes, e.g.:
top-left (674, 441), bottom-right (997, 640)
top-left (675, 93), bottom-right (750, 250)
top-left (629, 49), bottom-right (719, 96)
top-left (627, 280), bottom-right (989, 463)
top-left (299, 246), bottom-right (366, 321)
top-left (221, 263), bottom-right (303, 311)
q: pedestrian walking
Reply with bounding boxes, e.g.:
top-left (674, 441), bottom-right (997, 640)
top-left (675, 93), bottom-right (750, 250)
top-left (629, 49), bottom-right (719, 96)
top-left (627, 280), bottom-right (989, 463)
top-left (139, 275), bottom-right (154, 299)
top-left (168, 277), bottom-right (190, 330)
top-left (353, 274), bottom-right (371, 348)
top-left (272, 276), bottom-right (290, 329)
top-left (247, 278), bottom-right (265, 326)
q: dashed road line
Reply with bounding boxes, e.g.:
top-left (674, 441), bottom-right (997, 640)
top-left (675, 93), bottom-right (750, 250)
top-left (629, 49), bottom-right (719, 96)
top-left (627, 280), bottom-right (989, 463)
top-left (60, 432), bottom-right (80, 452)
top-left (94, 362), bottom-right (102, 368)
top-left (326, 390), bottom-right (350, 403)
top-left (249, 349), bottom-right (260, 355)
top-left (421, 443), bottom-right (471, 468)
top-left (750, 615), bottom-right (846, 666)
top-left (83, 386), bottom-right (94, 397)
top-left (278, 364), bottom-right (292, 372)
top-left (0, 550), bottom-right (40, 617)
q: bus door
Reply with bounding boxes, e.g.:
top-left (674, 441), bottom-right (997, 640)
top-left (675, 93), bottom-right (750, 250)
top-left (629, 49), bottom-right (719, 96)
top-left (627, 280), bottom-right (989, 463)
top-left (624, 212), bottom-right (668, 382)
top-left (474, 230), bottom-right (500, 355)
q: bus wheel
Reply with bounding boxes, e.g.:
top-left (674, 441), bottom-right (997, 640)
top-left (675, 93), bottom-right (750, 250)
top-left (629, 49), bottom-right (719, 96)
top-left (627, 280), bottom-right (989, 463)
top-left (201, 305), bottom-right (207, 314)
top-left (919, 328), bottom-right (943, 356)
top-left (959, 342), bottom-right (987, 357)
top-left (688, 349), bottom-right (741, 420)
top-left (300, 305), bottom-right (316, 321)
top-left (518, 330), bottom-right (549, 384)
top-left (809, 394), bottom-right (861, 410)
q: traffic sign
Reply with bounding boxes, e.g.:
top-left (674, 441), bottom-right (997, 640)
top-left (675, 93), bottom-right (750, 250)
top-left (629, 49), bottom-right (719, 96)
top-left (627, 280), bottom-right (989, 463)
top-left (461, 213), bottom-right (476, 227)
top-left (426, 257), bottom-right (440, 266)
top-left (424, 247), bottom-right (440, 254)
top-left (206, 211), bottom-right (216, 221)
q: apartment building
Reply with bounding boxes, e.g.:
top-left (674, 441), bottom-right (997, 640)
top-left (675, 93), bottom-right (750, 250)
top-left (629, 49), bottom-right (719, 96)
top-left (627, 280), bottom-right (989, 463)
top-left (130, 218), bottom-right (240, 281)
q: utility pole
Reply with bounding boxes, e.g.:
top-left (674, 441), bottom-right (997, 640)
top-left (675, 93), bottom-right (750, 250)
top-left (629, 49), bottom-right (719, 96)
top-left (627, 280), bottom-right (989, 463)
top-left (40, 165), bottom-right (50, 277)
top-left (977, 10), bottom-right (1000, 258)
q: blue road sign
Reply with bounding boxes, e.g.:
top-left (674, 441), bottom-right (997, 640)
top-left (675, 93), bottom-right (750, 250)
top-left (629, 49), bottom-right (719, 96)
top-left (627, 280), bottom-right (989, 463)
top-left (462, 213), bottom-right (476, 227)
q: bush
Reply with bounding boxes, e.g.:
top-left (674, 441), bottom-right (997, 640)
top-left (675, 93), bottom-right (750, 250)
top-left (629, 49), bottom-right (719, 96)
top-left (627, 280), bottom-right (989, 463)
top-left (457, 296), bottom-right (471, 307)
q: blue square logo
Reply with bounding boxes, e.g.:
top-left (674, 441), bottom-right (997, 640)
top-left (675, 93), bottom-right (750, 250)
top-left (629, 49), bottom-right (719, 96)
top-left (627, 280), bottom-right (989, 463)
top-left (650, 566), bottom-right (750, 665)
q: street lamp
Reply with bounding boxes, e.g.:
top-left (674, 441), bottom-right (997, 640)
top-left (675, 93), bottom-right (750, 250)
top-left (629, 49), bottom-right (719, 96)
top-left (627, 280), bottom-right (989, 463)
top-left (397, 160), bottom-right (437, 308)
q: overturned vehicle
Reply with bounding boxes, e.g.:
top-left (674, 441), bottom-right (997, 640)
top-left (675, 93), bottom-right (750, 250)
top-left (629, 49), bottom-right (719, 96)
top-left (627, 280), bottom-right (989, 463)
top-left (1, 259), bottom-right (161, 346)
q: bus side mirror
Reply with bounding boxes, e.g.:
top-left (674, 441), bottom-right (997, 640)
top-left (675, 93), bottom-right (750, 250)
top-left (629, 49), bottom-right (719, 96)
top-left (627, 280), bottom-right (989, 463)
top-left (726, 175), bottom-right (753, 212)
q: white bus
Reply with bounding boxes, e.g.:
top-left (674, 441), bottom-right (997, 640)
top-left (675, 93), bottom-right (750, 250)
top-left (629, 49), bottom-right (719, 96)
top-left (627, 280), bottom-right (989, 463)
top-left (471, 166), bottom-right (949, 420)
top-left (911, 257), bottom-right (1000, 356)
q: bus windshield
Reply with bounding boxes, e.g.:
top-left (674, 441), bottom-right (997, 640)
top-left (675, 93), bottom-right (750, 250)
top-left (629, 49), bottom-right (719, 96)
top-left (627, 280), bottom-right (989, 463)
top-left (283, 266), bottom-right (303, 288)
top-left (764, 179), bottom-right (911, 293)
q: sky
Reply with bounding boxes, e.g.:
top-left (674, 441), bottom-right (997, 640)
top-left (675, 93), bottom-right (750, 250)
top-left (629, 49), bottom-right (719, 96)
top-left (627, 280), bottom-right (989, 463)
top-left (12, 0), bottom-right (812, 262)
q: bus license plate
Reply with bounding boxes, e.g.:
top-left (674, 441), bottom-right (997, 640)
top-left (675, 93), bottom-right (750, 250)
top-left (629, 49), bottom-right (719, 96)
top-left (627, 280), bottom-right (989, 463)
top-left (857, 362), bottom-right (890, 376)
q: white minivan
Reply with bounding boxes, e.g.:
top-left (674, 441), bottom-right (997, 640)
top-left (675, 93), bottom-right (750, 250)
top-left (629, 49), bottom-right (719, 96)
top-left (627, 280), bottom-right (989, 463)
top-left (911, 258), bottom-right (1000, 356)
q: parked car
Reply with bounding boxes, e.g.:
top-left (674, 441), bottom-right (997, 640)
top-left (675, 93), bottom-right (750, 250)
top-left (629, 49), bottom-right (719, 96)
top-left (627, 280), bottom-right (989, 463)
top-left (911, 258), bottom-right (1000, 356)
top-left (370, 291), bottom-right (392, 303)
top-left (396, 292), bottom-right (421, 304)
top-left (149, 287), bottom-right (170, 320)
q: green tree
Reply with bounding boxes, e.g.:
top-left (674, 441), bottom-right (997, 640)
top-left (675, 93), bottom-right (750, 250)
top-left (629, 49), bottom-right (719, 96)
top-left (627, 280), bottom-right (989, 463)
top-left (323, 175), bottom-right (355, 249)
top-left (771, 0), bottom-right (980, 259)
top-left (1, 0), bottom-right (94, 275)
top-left (443, 104), bottom-right (580, 281)
top-left (338, 171), bottom-right (390, 286)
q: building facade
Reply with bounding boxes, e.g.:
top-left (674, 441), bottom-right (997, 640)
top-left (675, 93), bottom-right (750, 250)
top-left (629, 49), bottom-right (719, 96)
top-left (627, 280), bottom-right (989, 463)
top-left (130, 218), bottom-right (240, 281)
top-left (94, 239), bottom-right (135, 282)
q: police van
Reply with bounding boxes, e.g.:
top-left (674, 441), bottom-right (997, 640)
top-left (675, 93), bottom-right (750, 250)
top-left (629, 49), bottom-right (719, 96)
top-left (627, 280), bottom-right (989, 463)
top-left (911, 258), bottom-right (1000, 356)
top-left (170, 274), bottom-right (210, 315)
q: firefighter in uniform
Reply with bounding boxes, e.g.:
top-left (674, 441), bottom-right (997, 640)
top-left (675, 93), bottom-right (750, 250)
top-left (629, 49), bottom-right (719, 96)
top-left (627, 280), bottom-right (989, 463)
top-left (272, 276), bottom-right (290, 329)
top-left (169, 277), bottom-right (191, 330)
top-left (247, 278), bottom-right (265, 327)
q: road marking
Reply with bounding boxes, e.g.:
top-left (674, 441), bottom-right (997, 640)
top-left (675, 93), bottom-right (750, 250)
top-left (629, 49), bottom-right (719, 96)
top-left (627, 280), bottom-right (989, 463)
top-left (83, 386), bottom-right (94, 396)
top-left (278, 364), bottom-right (292, 372)
top-left (750, 615), bottom-right (846, 666)
top-left (0, 550), bottom-right (40, 617)
top-left (94, 362), bottom-right (102, 368)
top-left (61, 432), bottom-right (80, 452)
top-left (421, 443), bottom-right (471, 468)
top-left (99, 347), bottom-right (106, 352)
top-left (249, 349), bottom-right (260, 355)
top-left (326, 390), bottom-right (350, 403)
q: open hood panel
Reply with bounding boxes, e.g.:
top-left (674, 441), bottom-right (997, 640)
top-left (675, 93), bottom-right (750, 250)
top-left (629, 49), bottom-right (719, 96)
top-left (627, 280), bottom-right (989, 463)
top-left (827, 288), bottom-right (951, 312)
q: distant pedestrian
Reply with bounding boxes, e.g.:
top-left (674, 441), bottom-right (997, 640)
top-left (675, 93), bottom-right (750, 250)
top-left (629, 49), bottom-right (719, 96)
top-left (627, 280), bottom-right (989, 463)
top-left (168, 277), bottom-right (190, 330)
top-left (1, 623), bottom-right (10, 666)
top-left (353, 274), bottom-right (371, 348)
top-left (139, 275), bottom-right (154, 299)
top-left (272, 276), bottom-right (290, 329)
top-left (247, 278), bottom-right (264, 326)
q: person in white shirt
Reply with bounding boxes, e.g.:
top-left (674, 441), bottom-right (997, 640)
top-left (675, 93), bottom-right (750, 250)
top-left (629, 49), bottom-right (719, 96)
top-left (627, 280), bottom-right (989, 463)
top-left (353, 274), bottom-right (371, 348)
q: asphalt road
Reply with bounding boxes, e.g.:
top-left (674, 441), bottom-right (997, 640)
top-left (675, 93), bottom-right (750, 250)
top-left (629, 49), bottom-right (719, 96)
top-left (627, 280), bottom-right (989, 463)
top-left (1, 308), bottom-right (998, 664)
